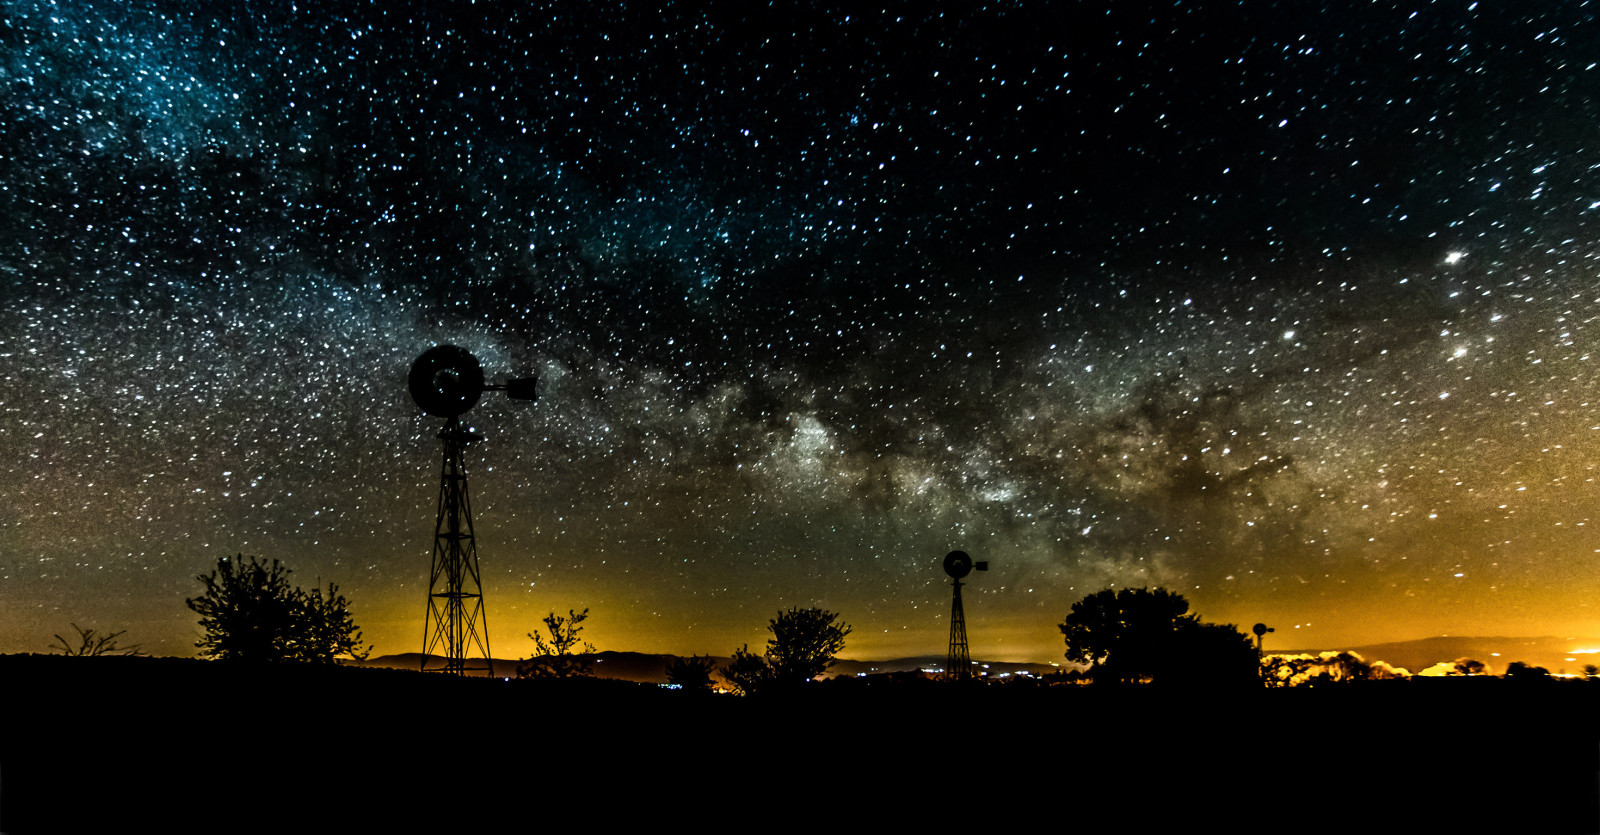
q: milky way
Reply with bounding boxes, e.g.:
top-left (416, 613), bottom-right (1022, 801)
top-left (4, 0), bottom-right (1599, 662)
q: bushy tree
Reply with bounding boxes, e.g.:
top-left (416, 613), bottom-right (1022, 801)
top-left (1060, 587), bottom-right (1254, 687)
top-left (1163, 620), bottom-right (1260, 687)
top-left (719, 607), bottom-right (852, 694)
top-left (517, 608), bottom-right (595, 679)
top-left (767, 607), bottom-right (852, 685)
top-left (1261, 653), bottom-right (1312, 687)
top-left (1503, 661), bottom-right (1550, 681)
top-left (50, 624), bottom-right (146, 657)
top-left (186, 554), bottom-right (368, 663)
top-left (1060, 587), bottom-right (1193, 685)
top-left (1266, 650), bottom-right (1410, 686)
top-left (665, 654), bottom-right (717, 692)
top-left (1312, 650), bottom-right (1377, 684)
top-left (719, 643), bottom-right (774, 696)
top-left (301, 582), bottom-right (369, 663)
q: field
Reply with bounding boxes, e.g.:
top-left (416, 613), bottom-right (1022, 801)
top-left (4, 654), bottom-right (1597, 832)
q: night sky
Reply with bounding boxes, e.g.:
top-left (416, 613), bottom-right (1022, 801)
top-left (4, 0), bottom-right (1599, 664)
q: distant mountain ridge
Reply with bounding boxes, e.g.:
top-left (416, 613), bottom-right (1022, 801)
top-left (362, 636), bottom-right (1600, 681)
top-left (357, 651), bottom-right (1062, 683)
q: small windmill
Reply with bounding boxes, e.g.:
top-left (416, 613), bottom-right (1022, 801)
top-left (944, 550), bottom-right (988, 681)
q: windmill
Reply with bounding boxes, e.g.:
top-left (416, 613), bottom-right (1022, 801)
top-left (1253, 622), bottom-right (1275, 684)
top-left (409, 345), bottom-right (536, 675)
top-left (944, 550), bottom-right (988, 681)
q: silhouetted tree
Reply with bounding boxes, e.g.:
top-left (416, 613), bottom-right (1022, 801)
top-left (766, 607), bottom-right (852, 686)
top-left (1060, 587), bottom-right (1256, 687)
top-left (301, 581), bottom-right (370, 663)
top-left (1262, 654), bottom-right (1311, 687)
top-left (1162, 620), bottom-right (1260, 688)
top-left (1451, 658), bottom-right (1487, 676)
top-left (718, 608), bottom-right (853, 694)
top-left (187, 554), bottom-right (368, 663)
top-left (1503, 661), bottom-right (1550, 681)
top-left (720, 643), bottom-right (773, 696)
top-left (49, 624), bottom-right (146, 657)
top-left (665, 654), bottom-right (717, 692)
top-left (1584, 664), bottom-right (1598, 680)
top-left (1318, 650), bottom-right (1375, 683)
top-left (1265, 650), bottom-right (1408, 686)
top-left (518, 608), bottom-right (595, 679)
top-left (1060, 587), bottom-right (1192, 685)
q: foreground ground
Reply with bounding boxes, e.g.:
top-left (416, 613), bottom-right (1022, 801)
top-left (3, 654), bottom-right (1596, 832)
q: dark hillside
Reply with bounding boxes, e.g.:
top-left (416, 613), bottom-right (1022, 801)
top-left (4, 655), bottom-right (1596, 832)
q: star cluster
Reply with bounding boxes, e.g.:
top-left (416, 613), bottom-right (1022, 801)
top-left (3, 0), bottom-right (1599, 661)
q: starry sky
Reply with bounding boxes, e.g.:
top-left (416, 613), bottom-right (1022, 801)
top-left (4, 0), bottom-right (1599, 664)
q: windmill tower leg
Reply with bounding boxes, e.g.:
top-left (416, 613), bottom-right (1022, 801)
top-left (948, 578), bottom-right (970, 681)
top-left (422, 417), bottom-right (493, 675)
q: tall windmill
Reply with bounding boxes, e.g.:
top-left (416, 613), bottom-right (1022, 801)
top-left (408, 345), bottom-right (537, 675)
top-left (944, 550), bottom-right (988, 681)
